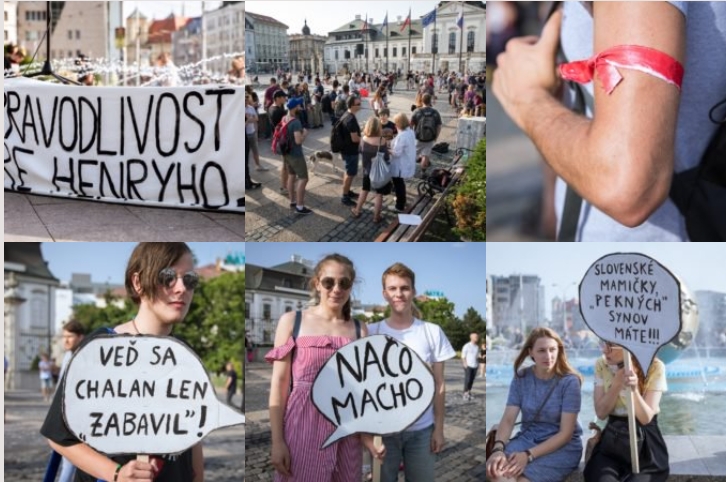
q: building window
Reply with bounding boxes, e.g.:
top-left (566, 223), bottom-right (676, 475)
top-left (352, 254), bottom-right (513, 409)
top-left (392, 47), bottom-right (397, 57)
top-left (432, 33), bottom-right (438, 54)
top-left (263, 303), bottom-right (271, 320)
top-left (5, 30), bottom-right (9, 41)
top-left (76, 30), bottom-right (81, 40)
top-left (284, 306), bottom-right (293, 313)
top-left (383, 47), bottom-right (387, 57)
top-left (402, 47), bottom-right (406, 56)
top-left (375, 48), bottom-right (379, 58)
top-left (335, 50), bottom-right (338, 60)
top-left (68, 30), bottom-right (73, 40)
top-left (467, 31), bottom-right (475, 52)
top-left (412, 46), bottom-right (417, 54)
top-left (4, 11), bottom-right (8, 21)
top-left (245, 302), bottom-right (250, 318)
top-left (449, 32), bottom-right (456, 54)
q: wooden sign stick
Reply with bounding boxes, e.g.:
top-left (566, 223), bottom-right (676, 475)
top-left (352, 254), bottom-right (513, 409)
top-left (623, 350), bottom-right (640, 474)
top-left (372, 436), bottom-right (383, 482)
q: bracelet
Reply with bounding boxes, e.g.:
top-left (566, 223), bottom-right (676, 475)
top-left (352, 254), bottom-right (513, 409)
top-left (491, 447), bottom-right (504, 455)
top-left (494, 439), bottom-right (506, 448)
top-left (113, 463), bottom-right (122, 482)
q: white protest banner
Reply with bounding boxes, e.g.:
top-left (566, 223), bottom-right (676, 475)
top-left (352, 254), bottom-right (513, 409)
top-left (4, 77), bottom-right (245, 212)
top-left (311, 335), bottom-right (435, 449)
top-left (63, 335), bottom-right (245, 455)
top-left (579, 253), bottom-right (682, 373)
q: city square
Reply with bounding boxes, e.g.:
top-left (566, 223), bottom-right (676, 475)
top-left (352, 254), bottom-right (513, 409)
top-left (244, 1), bottom-right (486, 242)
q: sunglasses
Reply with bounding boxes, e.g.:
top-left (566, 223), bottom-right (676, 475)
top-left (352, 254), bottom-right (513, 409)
top-left (320, 277), bottom-right (353, 291)
top-left (158, 268), bottom-right (200, 290)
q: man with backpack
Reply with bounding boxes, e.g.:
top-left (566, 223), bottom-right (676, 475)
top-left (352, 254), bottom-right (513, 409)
top-left (493, 2), bottom-right (726, 241)
top-left (274, 97), bottom-right (313, 215)
top-left (269, 90), bottom-right (290, 194)
top-left (335, 96), bottom-right (364, 207)
top-left (411, 93), bottom-right (443, 173)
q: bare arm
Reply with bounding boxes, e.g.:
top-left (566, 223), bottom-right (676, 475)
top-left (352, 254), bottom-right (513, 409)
top-left (269, 312), bottom-right (295, 446)
top-left (192, 442), bottom-right (204, 482)
top-left (430, 361), bottom-right (446, 453)
top-left (493, 3), bottom-right (685, 227)
top-left (47, 441), bottom-right (155, 482)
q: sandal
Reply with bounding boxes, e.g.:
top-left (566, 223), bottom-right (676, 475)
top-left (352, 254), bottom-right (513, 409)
top-left (373, 215), bottom-right (383, 224)
top-left (351, 209), bottom-right (362, 219)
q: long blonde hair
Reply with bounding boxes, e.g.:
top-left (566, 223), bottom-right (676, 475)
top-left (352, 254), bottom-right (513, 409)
top-left (513, 327), bottom-right (583, 383)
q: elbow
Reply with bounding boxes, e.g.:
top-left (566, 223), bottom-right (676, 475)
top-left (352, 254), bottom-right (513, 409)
top-left (592, 152), bottom-right (673, 228)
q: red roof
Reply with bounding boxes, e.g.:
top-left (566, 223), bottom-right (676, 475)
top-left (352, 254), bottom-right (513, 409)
top-left (147, 15), bottom-right (188, 44)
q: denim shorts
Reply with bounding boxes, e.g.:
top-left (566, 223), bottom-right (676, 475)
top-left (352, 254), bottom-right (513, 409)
top-left (342, 153), bottom-right (359, 176)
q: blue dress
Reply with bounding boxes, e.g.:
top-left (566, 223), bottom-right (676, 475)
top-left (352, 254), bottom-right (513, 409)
top-left (505, 367), bottom-right (583, 482)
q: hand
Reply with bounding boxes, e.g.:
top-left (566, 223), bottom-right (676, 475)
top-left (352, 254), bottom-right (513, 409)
top-left (502, 452), bottom-right (528, 477)
top-left (360, 434), bottom-right (386, 461)
top-left (117, 459), bottom-right (158, 481)
top-left (492, 9), bottom-right (563, 130)
top-left (485, 451), bottom-right (507, 478)
top-left (430, 427), bottom-right (445, 454)
top-left (271, 441), bottom-right (292, 477)
top-left (622, 369), bottom-right (639, 390)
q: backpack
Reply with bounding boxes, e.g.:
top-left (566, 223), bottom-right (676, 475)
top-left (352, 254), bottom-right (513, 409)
top-left (415, 108), bottom-right (438, 142)
top-left (330, 114), bottom-right (349, 154)
top-left (669, 96), bottom-right (726, 241)
top-left (272, 117), bottom-right (294, 156)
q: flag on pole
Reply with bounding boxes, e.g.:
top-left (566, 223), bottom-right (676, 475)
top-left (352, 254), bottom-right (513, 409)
top-left (400, 8), bottom-right (411, 32)
top-left (457, 3), bottom-right (464, 29)
top-left (382, 12), bottom-right (388, 30)
top-left (421, 8), bottom-right (437, 29)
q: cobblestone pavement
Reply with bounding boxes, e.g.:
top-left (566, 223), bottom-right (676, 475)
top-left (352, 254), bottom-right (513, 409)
top-left (244, 359), bottom-right (485, 481)
top-left (244, 83), bottom-right (477, 242)
top-left (3, 388), bottom-right (244, 481)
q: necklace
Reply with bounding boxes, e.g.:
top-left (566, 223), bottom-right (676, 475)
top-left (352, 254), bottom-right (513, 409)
top-left (132, 319), bottom-right (141, 334)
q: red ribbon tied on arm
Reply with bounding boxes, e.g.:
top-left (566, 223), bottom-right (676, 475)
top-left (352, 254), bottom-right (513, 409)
top-left (559, 45), bottom-right (684, 95)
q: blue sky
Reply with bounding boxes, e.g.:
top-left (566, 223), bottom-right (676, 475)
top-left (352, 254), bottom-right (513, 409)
top-left (245, 242), bottom-right (486, 317)
top-left (41, 243), bottom-right (244, 284)
top-left (245, 1), bottom-right (441, 37)
top-left (486, 243), bottom-right (726, 318)
top-left (123, 1), bottom-right (223, 21)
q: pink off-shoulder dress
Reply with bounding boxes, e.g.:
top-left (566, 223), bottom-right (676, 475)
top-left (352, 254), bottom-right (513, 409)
top-left (266, 336), bottom-right (362, 482)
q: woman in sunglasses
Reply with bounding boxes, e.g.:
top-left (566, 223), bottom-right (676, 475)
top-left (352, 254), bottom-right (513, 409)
top-left (41, 243), bottom-right (203, 482)
top-left (583, 341), bottom-right (669, 481)
top-left (266, 254), bottom-right (384, 481)
top-left (486, 327), bottom-right (583, 482)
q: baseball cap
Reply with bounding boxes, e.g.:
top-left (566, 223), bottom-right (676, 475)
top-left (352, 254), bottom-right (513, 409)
top-left (286, 97), bottom-right (304, 110)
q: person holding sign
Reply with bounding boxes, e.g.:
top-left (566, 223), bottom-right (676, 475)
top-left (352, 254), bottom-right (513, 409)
top-left (583, 341), bottom-right (669, 482)
top-left (41, 243), bottom-right (204, 482)
top-left (486, 327), bottom-right (583, 482)
top-left (266, 254), bottom-right (383, 481)
top-left (369, 262), bottom-right (456, 482)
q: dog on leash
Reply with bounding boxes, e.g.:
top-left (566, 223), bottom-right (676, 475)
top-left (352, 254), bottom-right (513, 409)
top-left (307, 150), bottom-right (339, 174)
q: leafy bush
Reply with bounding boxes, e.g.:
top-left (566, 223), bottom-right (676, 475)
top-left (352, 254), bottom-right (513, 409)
top-left (450, 138), bottom-right (486, 241)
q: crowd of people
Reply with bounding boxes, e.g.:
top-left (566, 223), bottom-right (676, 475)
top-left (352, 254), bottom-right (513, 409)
top-left (244, 67), bottom-right (486, 221)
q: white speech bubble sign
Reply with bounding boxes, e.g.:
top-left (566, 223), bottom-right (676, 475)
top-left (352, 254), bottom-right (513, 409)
top-left (579, 253), bottom-right (682, 373)
top-left (311, 335), bottom-right (435, 449)
top-left (63, 335), bottom-right (245, 456)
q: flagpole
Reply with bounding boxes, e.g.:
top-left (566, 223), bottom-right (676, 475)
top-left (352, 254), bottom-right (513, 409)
top-left (432, 11), bottom-right (437, 75)
top-left (458, 3), bottom-right (464, 75)
top-left (365, 13), bottom-right (369, 74)
top-left (385, 12), bottom-right (389, 73)
top-left (407, 8), bottom-right (411, 76)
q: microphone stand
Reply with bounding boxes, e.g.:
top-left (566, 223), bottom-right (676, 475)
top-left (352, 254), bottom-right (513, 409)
top-left (27, 1), bottom-right (80, 84)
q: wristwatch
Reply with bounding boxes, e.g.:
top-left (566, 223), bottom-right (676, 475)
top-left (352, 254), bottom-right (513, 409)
top-left (525, 449), bottom-right (535, 463)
